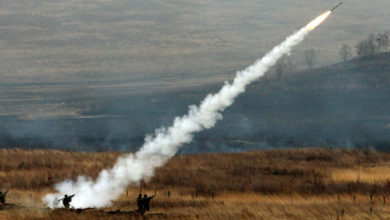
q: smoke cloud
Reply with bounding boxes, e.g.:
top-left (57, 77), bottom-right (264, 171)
top-left (43, 11), bottom-right (331, 208)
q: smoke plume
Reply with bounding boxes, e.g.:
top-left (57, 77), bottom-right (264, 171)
top-left (43, 11), bottom-right (331, 208)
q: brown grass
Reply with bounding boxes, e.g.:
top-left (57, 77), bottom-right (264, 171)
top-left (2, 148), bottom-right (390, 219)
top-left (150, 148), bottom-right (390, 195)
top-left (0, 148), bottom-right (121, 189)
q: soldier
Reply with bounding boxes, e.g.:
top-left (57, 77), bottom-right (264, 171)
top-left (142, 193), bottom-right (155, 212)
top-left (0, 190), bottom-right (8, 205)
top-left (136, 194), bottom-right (144, 214)
top-left (58, 194), bottom-right (75, 209)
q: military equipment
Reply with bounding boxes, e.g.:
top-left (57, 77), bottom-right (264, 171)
top-left (331, 2), bottom-right (343, 11)
top-left (58, 194), bottom-right (75, 201)
top-left (59, 194), bottom-right (75, 209)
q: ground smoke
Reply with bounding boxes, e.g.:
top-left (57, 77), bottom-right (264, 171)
top-left (43, 11), bottom-right (331, 208)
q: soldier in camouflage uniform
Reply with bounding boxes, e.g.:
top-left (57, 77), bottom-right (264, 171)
top-left (136, 194), bottom-right (144, 215)
top-left (142, 194), bottom-right (155, 212)
top-left (58, 194), bottom-right (75, 209)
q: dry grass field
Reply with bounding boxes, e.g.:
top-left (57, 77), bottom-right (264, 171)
top-left (2, 148), bottom-right (390, 219)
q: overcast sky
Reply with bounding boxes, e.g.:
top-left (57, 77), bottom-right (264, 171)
top-left (0, 0), bottom-right (388, 84)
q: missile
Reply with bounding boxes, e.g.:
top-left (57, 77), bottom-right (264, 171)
top-left (331, 2), bottom-right (343, 11)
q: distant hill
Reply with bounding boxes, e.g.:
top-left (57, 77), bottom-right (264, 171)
top-left (0, 0), bottom-right (389, 84)
top-left (1, 53), bottom-right (390, 151)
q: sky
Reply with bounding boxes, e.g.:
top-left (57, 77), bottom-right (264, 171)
top-left (0, 0), bottom-right (388, 85)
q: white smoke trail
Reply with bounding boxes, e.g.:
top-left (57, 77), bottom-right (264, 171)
top-left (43, 11), bottom-right (331, 208)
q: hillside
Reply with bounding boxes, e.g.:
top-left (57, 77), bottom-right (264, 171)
top-left (1, 53), bottom-right (390, 151)
top-left (0, 0), bottom-right (388, 84)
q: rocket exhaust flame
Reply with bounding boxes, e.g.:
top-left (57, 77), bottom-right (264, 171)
top-left (43, 10), bottom-right (332, 208)
top-left (306, 11), bottom-right (331, 31)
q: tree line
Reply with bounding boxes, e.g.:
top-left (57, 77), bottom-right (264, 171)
top-left (340, 31), bottom-right (389, 61)
top-left (273, 31), bottom-right (389, 79)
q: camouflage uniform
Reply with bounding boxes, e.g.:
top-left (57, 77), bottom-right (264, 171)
top-left (136, 194), bottom-right (143, 209)
top-left (136, 194), bottom-right (144, 215)
top-left (142, 194), bottom-right (155, 212)
top-left (62, 194), bottom-right (74, 209)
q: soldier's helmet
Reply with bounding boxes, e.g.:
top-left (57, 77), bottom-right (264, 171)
top-left (144, 194), bottom-right (147, 197)
top-left (64, 194), bottom-right (68, 198)
top-left (138, 194), bottom-right (142, 197)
